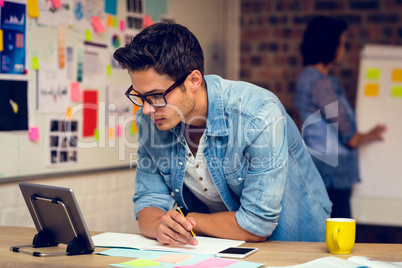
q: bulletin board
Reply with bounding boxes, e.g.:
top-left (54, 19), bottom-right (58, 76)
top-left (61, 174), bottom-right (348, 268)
top-left (354, 44), bottom-right (402, 200)
top-left (0, 0), bottom-right (167, 180)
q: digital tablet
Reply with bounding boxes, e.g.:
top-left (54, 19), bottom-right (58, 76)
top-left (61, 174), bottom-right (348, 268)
top-left (18, 182), bottom-right (94, 254)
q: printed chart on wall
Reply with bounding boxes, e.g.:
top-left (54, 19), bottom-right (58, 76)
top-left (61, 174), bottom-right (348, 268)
top-left (354, 44), bottom-right (402, 199)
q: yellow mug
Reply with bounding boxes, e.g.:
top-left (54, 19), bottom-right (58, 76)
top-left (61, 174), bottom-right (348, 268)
top-left (326, 218), bottom-right (356, 254)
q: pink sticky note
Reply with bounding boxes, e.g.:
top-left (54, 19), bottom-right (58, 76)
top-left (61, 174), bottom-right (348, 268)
top-left (143, 14), bottom-right (154, 29)
top-left (0, 0), bottom-right (4, 7)
top-left (116, 125), bottom-right (123, 137)
top-left (153, 254), bottom-right (194, 264)
top-left (92, 16), bottom-right (106, 33)
top-left (50, 0), bottom-right (62, 8)
top-left (119, 19), bottom-right (125, 31)
top-left (194, 257), bottom-right (237, 267)
top-left (29, 127), bottom-right (40, 141)
top-left (70, 82), bottom-right (81, 101)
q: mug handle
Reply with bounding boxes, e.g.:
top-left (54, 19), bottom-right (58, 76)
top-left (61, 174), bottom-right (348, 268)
top-left (333, 225), bottom-right (341, 250)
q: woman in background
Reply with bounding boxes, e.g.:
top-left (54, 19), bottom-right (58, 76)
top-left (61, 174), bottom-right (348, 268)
top-left (295, 16), bottom-right (386, 218)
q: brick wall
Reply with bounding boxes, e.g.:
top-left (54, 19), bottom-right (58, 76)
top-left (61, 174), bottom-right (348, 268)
top-left (240, 0), bottom-right (402, 126)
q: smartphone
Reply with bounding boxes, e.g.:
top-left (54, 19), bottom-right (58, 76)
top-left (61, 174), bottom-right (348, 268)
top-left (215, 247), bottom-right (258, 259)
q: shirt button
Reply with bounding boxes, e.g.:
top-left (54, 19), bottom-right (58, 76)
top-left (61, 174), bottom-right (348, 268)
top-left (238, 178), bottom-right (243, 181)
top-left (199, 177), bottom-right (203, 181)
top-left (195, 164), bottom-right (199, 168)
top-left (203, 188), bottom-right (208, 192)
top-left (175, 189), bottom-right (179, 192)
top-left (188, 153), bottom-right (192, 157)
top-left (179, 162), bottom-right (183, 165)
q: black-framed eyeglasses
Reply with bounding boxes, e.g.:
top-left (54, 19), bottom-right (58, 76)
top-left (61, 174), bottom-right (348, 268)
top-left (125, 72), bottom-right (192, 108)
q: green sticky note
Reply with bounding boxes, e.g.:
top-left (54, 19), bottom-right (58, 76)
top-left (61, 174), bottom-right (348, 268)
top-left (85, 29), bottom-right (92, 41)
top-left (32, 57), bottom-right (39, 70)
top-left (113, 17), bottom-right (118, 28)
top-left (94, 129), bottom-right (99, 140)
top-left (366, 68), bottom-right (380, 80)
top-left (107, 65), bottom-right (112, 76)
top-left (391, 85), bottom-right (402, 97)
top-left (120, 258), bottom-right (161, 267)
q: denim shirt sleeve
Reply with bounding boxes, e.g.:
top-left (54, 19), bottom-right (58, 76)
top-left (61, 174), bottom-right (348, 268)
top-left (235, 101), bottom-right (288, 237)
top-left (132, 113), bottom-right (175, 219)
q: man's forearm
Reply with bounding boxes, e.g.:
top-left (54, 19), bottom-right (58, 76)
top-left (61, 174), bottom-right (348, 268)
top-left (137, 207), bottom-right (166, 239)
top-left (188, 211), bottom-right (267, 242)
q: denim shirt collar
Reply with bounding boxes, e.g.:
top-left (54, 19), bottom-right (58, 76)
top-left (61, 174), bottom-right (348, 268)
top-left (169, 75), bottom-right (229, 138)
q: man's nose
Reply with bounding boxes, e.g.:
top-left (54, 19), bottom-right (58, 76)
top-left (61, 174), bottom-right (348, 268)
top-left (142, 101), bottom-right (156, 115)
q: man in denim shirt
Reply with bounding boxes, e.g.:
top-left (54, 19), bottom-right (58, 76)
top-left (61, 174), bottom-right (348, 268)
top-left (114, 22), bottom-right (331, 244)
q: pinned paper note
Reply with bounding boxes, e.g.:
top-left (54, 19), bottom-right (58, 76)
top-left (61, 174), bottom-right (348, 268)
top-left (0, 30), bottom-right (3, 52)
top-left (119, 20), bottom-right (125, 31)
top-left (70, 82), bottom-right (82, 101)
top-left (391, 85), bottom-right (402, 97)
top-left (113, 17), bottom-right (117, 28)
top-left (109, 127), bottom-right (114, 138)
top-left (105, 0), bottom-right (118, 15)
top-left (107, 15), bottom-right (113, 27)
top-left (366, 68), bottom-right (380, 80)
top-left (27, 0), bottom-right (40, 18)
top-left (392, 69), bottom-right (402, 82)
top-left (85, 29), bottom-right (92, 41)
top-left (107, 65), bottom-right (112, 76)
top-left (66, 106), bottom-right (73, 120)
top-left (32, 57), bottom-right (39, 70)
top-left (50, 0), bottom-right (62, 8)
top-left (143, 14), bottom-right (154, 28)
top-left (364, 84), bottom-right (379, 97)
top-left (9, 99), bottom-right (19, 114)
top-left (29, 127), bottom-right (40, 141)
top-left (117, 125), bottom-right (123, 137)
top-left (92, 16), bottom-right (106, 33)
top-left (58, 24), bottom-right (66, 69)
top-left (0, 0), bottom-right (4, 7)
top-left (94, 129), bottom-right (99, 140)
top-left (120, 258), bottom-right (161, 267)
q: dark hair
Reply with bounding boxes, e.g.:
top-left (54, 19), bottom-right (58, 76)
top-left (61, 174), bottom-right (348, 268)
top-left (113, 22), bottom-right (204, 81)
top-left (300, 16), bottom-right (348, 66)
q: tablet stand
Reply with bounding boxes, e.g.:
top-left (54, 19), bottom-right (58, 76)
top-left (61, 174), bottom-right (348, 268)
top-left (10, 194), bottom-right (93, 257)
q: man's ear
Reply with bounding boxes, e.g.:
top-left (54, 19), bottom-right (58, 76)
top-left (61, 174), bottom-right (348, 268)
top-left (189, 70), bottom-right (203, 91)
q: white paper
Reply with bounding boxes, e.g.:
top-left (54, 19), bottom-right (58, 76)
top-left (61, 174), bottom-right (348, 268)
top-left (92, 232), bottom-right (245, 255)
top-left (83, 41), bottom-right (108, 87)
top-left (37, 0), bottom-right (73, 27)
top-left (38, 65), bottom-right (69, 113)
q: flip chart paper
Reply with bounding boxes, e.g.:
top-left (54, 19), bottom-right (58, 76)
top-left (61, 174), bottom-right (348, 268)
top-left (392, 69), bottom-right (402, 82)
top-left (391, 85), bottom-right (402, 97)
top-left (364, 83), bottom-right (379, 97)
top-left (366, 68), bottom-right (380, 80)
top-left (27, 0), bottom-right (40, 18)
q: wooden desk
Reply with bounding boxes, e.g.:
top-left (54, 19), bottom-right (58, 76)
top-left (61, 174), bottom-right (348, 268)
top-left (1, 226), bottom-right (402, 267)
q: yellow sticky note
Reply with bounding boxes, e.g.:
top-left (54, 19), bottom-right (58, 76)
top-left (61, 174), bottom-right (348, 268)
top-left (113, 17), bottom-right (118, 28)
top-left (66, 106), bottom-right (73, 120)
top-left (108, 127), bottom-right (114, 138)
top-left (391, 85), bottom-right (402, 97)
top-left (106, 65), bottom-right (112, 76)
top-left (392, 69), bottom-right (402, 82)
top-left (0, 30), bottom-right (3, 52)
top-left (120, 258), bottom-right (161, 267)
top-left (366, 68), bottom-right (380, 80)
top-left (85, 30), bottom-right (92, 41)
top-left (364, 84), bottom-right (379, 97)
top-left (32, 57), bottom-right (39, 70)
top-left (107, 15), bottom-right (113, 27)
top-left (27, 0), bottom-right (40, 18)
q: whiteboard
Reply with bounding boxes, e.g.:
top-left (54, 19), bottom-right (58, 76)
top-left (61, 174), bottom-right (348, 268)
top-left (354, 44), bottom-right (402, 199)
top-left (0, 0), bottom-right (141, 180)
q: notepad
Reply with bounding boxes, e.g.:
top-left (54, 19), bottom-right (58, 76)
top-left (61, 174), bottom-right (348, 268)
top-left (92, 232), bottom-right (244, 255)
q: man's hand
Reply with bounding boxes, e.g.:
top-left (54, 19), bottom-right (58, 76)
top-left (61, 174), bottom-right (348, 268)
top-left (155, 209), bottom-right (198, 246)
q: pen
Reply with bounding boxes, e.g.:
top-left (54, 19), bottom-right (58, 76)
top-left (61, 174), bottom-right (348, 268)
top-left (176, 207), bottom-right (196, 238)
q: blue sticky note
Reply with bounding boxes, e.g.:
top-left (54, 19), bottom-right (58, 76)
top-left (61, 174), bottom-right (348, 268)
top-left (105, 0), bottom-right (117, 15)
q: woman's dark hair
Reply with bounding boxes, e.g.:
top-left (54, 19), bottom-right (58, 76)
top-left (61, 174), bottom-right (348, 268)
top-left (300, 16), bottom-right (348, 66)
top-left (113, 22), bottom-right (204, 81)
